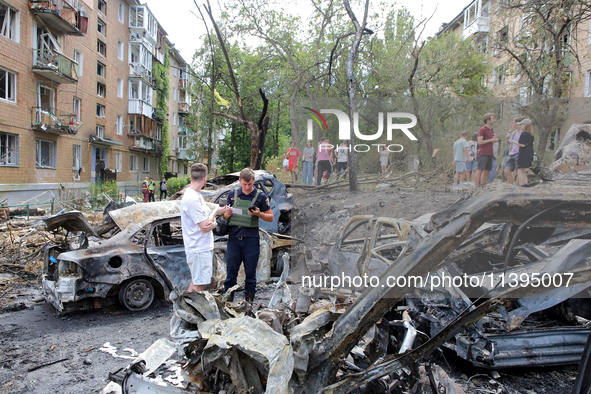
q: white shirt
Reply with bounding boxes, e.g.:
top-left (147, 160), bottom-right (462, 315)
top-left (180, 188), bottom-right (213, 254)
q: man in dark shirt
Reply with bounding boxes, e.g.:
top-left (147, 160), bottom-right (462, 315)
top-left (222, 168), bottom-right (274, 302)
top-left (474, 113), bottom-right (499, 187)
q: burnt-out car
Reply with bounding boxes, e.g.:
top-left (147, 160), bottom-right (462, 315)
top-left (41, 203), bottom-right (298, 313)
top-left (173, 170), bottom-right (293, 234)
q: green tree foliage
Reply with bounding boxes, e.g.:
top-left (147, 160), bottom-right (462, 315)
top-left (154, 47), bottom-right (171, 175)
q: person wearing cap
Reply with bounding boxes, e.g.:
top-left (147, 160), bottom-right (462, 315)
top-left (508, 119), bottom-right (535, 186)
top-left (503, 116), bottom-right (525, 185)
top-left (474, 113), bottom-right (499, 187)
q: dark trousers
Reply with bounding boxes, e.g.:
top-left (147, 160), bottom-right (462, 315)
top-left (224, 236), bottom-right (260, 295)
top-left (316, 160), bottom-right (332, 185)
top-left (160, 190), bottom-right (167, 200)
top-left (148, 191), bottom-right (155, 202)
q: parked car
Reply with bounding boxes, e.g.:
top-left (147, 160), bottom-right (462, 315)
top-left (40, 203), bottom-right (297, 313)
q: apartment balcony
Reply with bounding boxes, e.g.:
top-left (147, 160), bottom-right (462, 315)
top-left (178, 102), bottom-right (190, 114)
top-left (128, 132), bottom-right (157, 154)
top-left (32, 49), bottom-right (78, 84)
top-left (129, 63), bottom-right (152, 82)
top-left (178, 126), bottom-right (189, 135)
top-left (176, 148), bottom-right (195, 161)
top-left (31, 107), bottom-right (81, 135)
top-left (463, 16), bottom-right (490, 39)
top-left (179, 78), bottom-right (189, 90)
top-left (128, 99), bottom-right (153, 118)
top-left (29, 0), bottom-right (88, 36)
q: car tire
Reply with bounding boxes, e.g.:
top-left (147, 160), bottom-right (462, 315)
top-left (118, 278), bottom-right (155, 311)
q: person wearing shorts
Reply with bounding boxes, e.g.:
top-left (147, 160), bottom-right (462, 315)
top-left (181, 163), bottom-right (226, 292)
top-left (452, 131), bottom-right (471, 190)
top-left (474, 113), bottom-right (499, 187)
top-left (286, 141), bottom-right (301, 183)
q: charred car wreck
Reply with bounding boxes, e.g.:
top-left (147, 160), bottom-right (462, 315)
top-left (107, 185), bottom-right (591, 393)
top-left (40, 201), bottom-right (298, 313)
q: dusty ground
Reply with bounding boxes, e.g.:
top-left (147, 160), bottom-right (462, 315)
top-left (0, 175), bottom-right (583, 393)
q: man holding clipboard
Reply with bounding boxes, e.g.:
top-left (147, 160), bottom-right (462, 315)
top-left (222, 168), bottom-right (274, 302)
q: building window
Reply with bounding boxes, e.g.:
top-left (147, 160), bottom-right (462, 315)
top-left (73, 97), bottom-right (81, 120)
top-left (155, 124), bottom-right (162, 141)
top-left (96, 104), bottom-right (105, 118)
top-left (97, 62), bottom-right (105, 77)
top-left (98, 0), bottom-right (106, 14)
top-left (0, 3), bottom-right (19, 42)
top-left (118, 40), bottom-right (124, 60)
top-left (585, 71), bottom-right (591, 97)
top-left (73, 50), bottom-right (83, 77)
top-left (0, 68), bottom-right (16, 103)
top-left (97, 19), bottom-right (106, 35)
top-left (116, 151), bottom-right (122, 172)
top-left (36, 139), bottom-right (56, 168)
top-left (173, 87), bottom-right (177, 102)
top-left (173, 112), bottom-right (177, 126)
top-left (72, 144), bottom-right (81, 170)
top-left (143, 156), bottom-right (150, 172)
top-left (118, 2), bottom-right (124, 23)
top-left (116, 115), bottom-right (123, 135)
top-left (117, 77), bottom-right (123, 98)
top-left (96, 125), bottom-right (105, 138)
top-left (97, 39), bottom-right (106, 56)
top-left (497, 26), bottom-right (508, 44)
top-left (130, 154), bottom-right (138, 171)
top-left (97, 82), bottom-right (106, 98)
top-left (0, 132), bottom-right (18, 166)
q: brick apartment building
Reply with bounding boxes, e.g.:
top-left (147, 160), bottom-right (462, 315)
top-left (0, 0), bottom-right (193, 204)
top-left (438, 0), bottom-right (591, 149)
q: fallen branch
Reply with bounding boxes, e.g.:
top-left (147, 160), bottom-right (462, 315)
top-left (28, 357), bottom-right (71, 372)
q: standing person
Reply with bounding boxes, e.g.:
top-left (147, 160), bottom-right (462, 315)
top-left (316, 137), bottom-right (333, 185)
top-left (302, 139), bottom-right (315, 185)
top-left (500, 116), bottom-right (524, 182)
top-left (503, 116), bottom-right (525, 185)
top-left (488, 140), bottom-right (499, 183)
top-left (466, 132), bottom-right (478, 185)
top-left (141, 177), bottom-right (149, 203)
top-left (159, 178), bottom-right (167, 201)
top-left (148, 178), bottom-right (156, 202)
top-left (474, 113), bottom-right (499, 187)
top-left (452, 132), bottom-right (471, 190)
top-left (508, 119), bottom-right (535, 187)
top-left (379, 145), bottom-right (389, 174)
top-left (335, 140), bottom-right (349, 179)
top-left (222, 168), bottom-right (274, 302)
top-left (282, 154), bottom-right (289, 173)
top-left (180, 163), bottom-right (226, 292)
top-left (286, 141), bottom-right (301, 183)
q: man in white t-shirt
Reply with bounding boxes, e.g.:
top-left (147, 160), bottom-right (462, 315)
top-left (180, 163), bottom-right (226, 292)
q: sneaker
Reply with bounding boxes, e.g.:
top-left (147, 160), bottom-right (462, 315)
top-left (459, 183), bottom-right (466, 189)
top-left (452, 184), bottom-right (459, 191)
top-left (244, 293), bottom-right (255, 303)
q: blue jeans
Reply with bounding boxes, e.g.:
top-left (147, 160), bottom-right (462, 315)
top-left (302, 161), bottom-right (314, 184)
top-left (224, 236), bottom-right (260, 295)
top-left (488, 158), bottom-right (497, 183)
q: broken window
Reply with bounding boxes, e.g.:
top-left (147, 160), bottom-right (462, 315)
top-left (0, 67), bottom-right (16, 102)
top-left (97, 39), bottom-right (106, 56)
top-left (98, 0), bottom-right (106, 14)
top-left (97, 61), bottom-right (105, 77)
top-left (97, 19), bottom-right (106, 35)
top-left (96, 104), bottom-right (105, 118)
top-left (149, 220), bottom-right (183, 247)
top-left (36, 139), bottom-right (56, 168)
top-left (130, 226), bottom-right (148, 245)
top-left (72, 144), bottom-right (81, 170)
top-left (0, 2), bottom-right (18, 42)
top-left (0, 132), bottom-right (18, 166)
top-left (97, 82), bottom-right (106, 97)
top-left (96, 125), bottom-right (104, 138)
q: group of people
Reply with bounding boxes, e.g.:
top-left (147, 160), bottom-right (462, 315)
top-left (452, 112), bottom-right (535, 189)
top-left (283, 138), bottom-right (391, 185)
top-left (141, 177), bottom-right (167, 202)
top-left (180, 164), bottom-right (273, 302)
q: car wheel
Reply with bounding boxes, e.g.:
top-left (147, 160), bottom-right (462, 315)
top-left (118, 279), bottom-right (155, 311)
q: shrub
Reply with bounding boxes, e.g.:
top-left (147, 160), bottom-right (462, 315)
top-left (166, 176), bottom-right (190, 195)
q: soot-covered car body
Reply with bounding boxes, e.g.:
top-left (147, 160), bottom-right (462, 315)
top-left (41, 202), bottom-right (296, 313)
